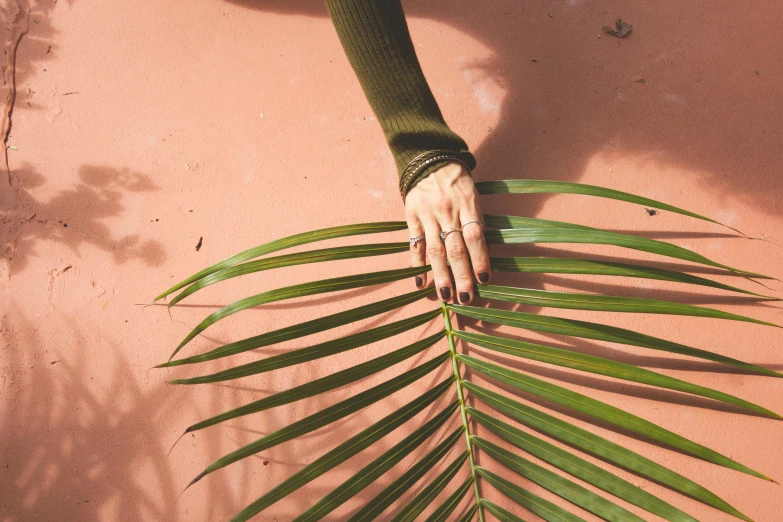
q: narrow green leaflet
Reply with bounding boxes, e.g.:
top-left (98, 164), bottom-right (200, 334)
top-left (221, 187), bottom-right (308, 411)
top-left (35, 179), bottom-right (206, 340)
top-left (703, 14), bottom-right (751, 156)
top-left (489, 257), bottom-right (772, 298)
top-left (294, 418), bottom-right (461, 521)
top-left (390, 452), bottom-right (469, 522)
top-left (481, 500), bottom-right (527, 522)
top-left (348, 426), bottom-right (464, 522)
top-left (484, 214), bottom-right (594, 231)
top-left (457, 504), bottom-right (479, 522)
top-left (184, 331), bottom-right (447, 433)
top-left (460, 355), bottom-right (771, 481)
top-left (455, 330), bottom-right (779, 419)
top-left (424, 476), bottom-right (474, 522)
top-left (189, 354), bottom-right (450, 486)
top-left (476, 436), bottom-right (646, 522)
top-left (169, 242), bottom-right (409, 306)
top-left (171, 265), bottom-right (431, 358)
top-left (161, 287), bottom-right (434, 367)
top-left (170, 309), bottom-right (441, 385)
top-left (465, 382), bottom-right (752, 522)
top-left (230, 384), bottom-right (456, 522)
top-left (155, 221), bottom-right (407, 301)
top-left (469, 408), bottom-right (698, 522)
top-left (475, 179), bottom-right (744, 235)
top-left (478, 467), bottom-right (585, 522)
top-left (450, 305), bottom-right (783, 378)
top-left (476, 284), bottom-right (777, 326)
top-left (484, 228), bottom-right (769, 279)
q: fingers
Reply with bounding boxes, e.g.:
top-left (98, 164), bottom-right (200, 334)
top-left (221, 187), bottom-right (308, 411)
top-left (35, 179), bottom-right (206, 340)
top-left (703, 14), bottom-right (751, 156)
top-left (460, 205), bottom-right (491, 287)
top-left (422, 218), bottom-right (452, 301)
top-left (407, 217), bottom-right (427, 289)
top-left (442, 226), bottom-right (475, 304)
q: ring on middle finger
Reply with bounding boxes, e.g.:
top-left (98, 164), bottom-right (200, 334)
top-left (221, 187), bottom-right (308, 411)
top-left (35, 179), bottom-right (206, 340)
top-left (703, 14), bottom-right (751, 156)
top-left (439, 228), bottom-right (462, 241)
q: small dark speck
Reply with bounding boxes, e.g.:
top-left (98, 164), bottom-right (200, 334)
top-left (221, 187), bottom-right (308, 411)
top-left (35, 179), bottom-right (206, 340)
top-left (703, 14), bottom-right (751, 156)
top-left (62, 223), bottom-right (68, 228)
top-left (263, 460), bottom-right (270, 466)
top-left (531, 59), bottom-right (538, 63)
top-left (196, 237), bottom-right (203, 251)
top-left (189, 209), bottom-right (193, 212)
top-left (644, 208), bottom-right (657, 216)
top-left (50, 360), bottom-right (60, 365)
top-left (155, 218), bottom-right (159, 222)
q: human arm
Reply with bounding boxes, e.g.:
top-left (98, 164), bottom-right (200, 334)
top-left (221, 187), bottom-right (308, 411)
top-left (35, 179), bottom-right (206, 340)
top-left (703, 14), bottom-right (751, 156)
top-left (325, 0), bottom-right (491, 303)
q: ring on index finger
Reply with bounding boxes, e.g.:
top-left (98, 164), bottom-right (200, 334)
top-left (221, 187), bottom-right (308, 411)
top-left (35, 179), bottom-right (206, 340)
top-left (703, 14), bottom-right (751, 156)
top-left (461, 220), bottom-right (483, 232)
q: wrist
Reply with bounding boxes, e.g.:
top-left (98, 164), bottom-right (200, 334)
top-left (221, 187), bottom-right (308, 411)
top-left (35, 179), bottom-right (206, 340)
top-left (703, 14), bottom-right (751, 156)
top-left (399, 150), bottom-right (473, 200)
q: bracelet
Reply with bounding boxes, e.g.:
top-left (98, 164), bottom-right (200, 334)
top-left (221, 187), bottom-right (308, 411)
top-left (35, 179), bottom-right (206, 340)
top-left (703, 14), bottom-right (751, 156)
top-left (399, 150), bottom-right (472, 199)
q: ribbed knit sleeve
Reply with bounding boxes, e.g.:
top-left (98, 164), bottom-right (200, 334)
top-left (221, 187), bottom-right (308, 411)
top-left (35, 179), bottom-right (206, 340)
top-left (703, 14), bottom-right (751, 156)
top-left (325, 0), bottom-right (476, 197)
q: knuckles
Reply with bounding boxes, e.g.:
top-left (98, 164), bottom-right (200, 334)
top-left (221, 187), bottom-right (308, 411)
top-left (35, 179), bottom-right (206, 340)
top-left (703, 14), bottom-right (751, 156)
top-left (446, 243), bottom-right (466, 261)
top-left (462, 226), bottom-right (484, 245)
top-left (426, 244), bottom-right (446, 257)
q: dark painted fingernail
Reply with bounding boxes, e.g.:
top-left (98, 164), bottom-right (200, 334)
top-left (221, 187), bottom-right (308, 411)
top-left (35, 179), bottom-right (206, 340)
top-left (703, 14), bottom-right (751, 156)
top-left (459, 292), bottom-right (470, 304)
top-left (415, 276), bottom-right (423, 287)
top-left (439, 287), bottom-right (451, 300)
top-left (478, 272), bottom-right (490, 284)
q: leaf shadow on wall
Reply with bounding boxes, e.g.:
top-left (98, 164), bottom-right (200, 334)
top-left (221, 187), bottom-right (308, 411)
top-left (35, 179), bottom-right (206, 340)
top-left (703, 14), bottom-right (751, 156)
top-left (3, 163), bottom-right (166, 275)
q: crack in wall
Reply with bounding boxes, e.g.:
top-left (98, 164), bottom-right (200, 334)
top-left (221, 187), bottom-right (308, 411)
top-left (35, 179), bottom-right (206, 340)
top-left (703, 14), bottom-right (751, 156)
top-left (1, 0), bottom-right (30, 209)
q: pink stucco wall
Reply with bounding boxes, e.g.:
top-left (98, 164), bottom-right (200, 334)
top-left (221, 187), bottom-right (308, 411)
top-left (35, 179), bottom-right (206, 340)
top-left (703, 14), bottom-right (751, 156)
top-left (2, 1), bottom-right (781, 520)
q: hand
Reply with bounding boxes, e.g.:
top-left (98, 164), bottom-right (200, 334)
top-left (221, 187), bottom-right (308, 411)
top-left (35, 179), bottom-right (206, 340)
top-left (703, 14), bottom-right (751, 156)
top-left (405, 162), bottom-right (491, 304)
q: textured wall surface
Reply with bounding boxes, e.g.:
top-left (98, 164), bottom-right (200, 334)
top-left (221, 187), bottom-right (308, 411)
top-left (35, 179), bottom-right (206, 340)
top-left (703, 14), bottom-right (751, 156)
top-left (1, 1), bottom-right (782, 520)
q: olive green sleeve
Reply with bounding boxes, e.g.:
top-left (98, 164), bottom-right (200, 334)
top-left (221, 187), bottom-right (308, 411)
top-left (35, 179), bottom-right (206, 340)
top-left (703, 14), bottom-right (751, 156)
top-left (325, 0), bottom-right (476, 198)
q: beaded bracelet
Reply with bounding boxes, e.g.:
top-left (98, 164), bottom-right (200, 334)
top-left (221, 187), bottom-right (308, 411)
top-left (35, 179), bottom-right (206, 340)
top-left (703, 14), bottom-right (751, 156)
top-left (398, 149), bottom-right (472, 200)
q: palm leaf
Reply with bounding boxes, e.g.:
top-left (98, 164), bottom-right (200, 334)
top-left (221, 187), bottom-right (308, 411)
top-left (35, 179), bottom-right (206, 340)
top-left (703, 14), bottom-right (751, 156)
top-left (155, 221), bottom-right (407, 301)
top-left (459, 354), bottom-right (770, 480)
top-left (424, 476), bottom-right (474, 522)
top-left (161, 286), bottom-right (434, 366)
top-left (169, 309), bottom-right (442, 384)
top-left (476, 179), bottom-right (745, 235)
top-left (390, 452), bottom-right (470, 522)
top-left (231, 382), bottom-right (456, 522)
top-left (475, 283), bottom-right (778, 326)
top-left (469, 407), bottom-right (698, 522)
top-left (347, 425), bottom-right (465, 522)
top-left (158, 180), bottom-right (779, 521)
top-left (451, 304), bottom-right (783, 378)
top-left (189, 355), bottom-right (451, 486)
top-left (454, 329), bottom-right (779, 419)
top-left (490, 256), bottom-right (773, 298)
top-left (171, 265), bottom-right (430, 358)
top-left (476, 436), bottom-right (646, 521)
top-left (464, 382), bottom-right (751, 521)
top-left (183, 330), bottom-right (446, 433)
top-left (168, 242), bottom-right (408, 306)
top-left (485, 227), bottom-right (770, 279)
top-left (478, 467), bottom-right (586, 522)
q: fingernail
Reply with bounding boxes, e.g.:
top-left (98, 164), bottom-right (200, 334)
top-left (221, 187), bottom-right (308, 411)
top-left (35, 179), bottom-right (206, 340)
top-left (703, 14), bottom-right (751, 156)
top-left (439, 287), bottom-right (451, 300)
top-left (459, 292), bottom-right (470, 304)
top-left (478, 272), bottom-right (489, 284)
top-left (415, 276), bottom-right (423, 287)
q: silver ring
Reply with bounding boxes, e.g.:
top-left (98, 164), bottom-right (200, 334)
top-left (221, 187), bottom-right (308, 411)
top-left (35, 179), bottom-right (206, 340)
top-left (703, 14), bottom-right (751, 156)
top-left (461, 220), bottom-right (483, 232)
top-left (409, 236), bottom-right (425, 247)
top-left (439, 229), bottom-right (461, 241)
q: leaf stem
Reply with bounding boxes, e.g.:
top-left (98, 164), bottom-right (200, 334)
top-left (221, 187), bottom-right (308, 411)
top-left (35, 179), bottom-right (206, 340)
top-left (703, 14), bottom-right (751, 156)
top-left (442, 301), bottom-right (485, 522)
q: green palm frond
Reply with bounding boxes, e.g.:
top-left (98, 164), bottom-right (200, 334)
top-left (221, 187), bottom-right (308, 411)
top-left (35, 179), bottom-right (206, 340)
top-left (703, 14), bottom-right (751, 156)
top-left (157, 180), bottom-right (779, 521)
